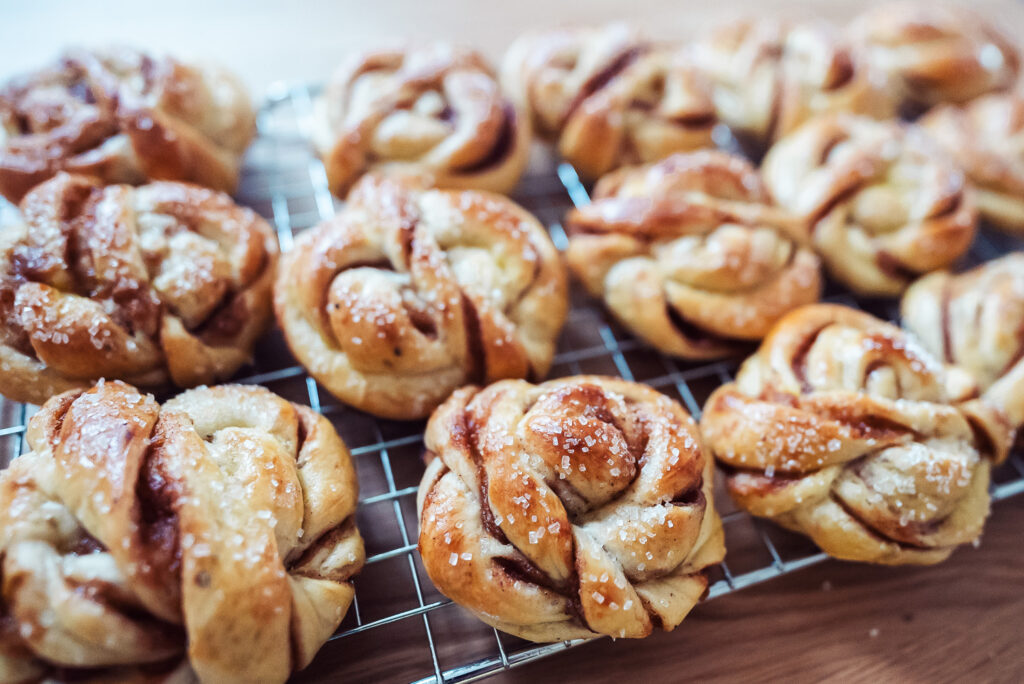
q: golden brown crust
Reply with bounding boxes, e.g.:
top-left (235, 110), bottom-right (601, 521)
top-left (0, 47), bottom-right (254, 203)
top-left (273, 173), bottom-right (567, 420)
top-left (416, 375), bottom-right (724, 642)
top-left (849, 1), bottom-right (1020, 109)
top-left (920, 94), bottom-right (1024, 234)
top-left (564, 150), bottom-right (822, 360)
top-left (502, 24), bottom-right (716, 179)
top-left (902, 253), bottom-right (1024, 430)
top-left (762, 114), bottom-right (976, 296)
top-left (700, 304), bottom-right (1011, 565)
top-left (690, 18), bottom-right (896, 146)
top-left (0, 173), bottom-right (279, 405)
top-left (0, 380), bottom-right (364, 683)
top-left (313, 44), bottom-right (530, 197)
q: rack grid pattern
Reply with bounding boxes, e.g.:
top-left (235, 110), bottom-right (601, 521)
top-left (1, 83), bottom-right (1023, 683)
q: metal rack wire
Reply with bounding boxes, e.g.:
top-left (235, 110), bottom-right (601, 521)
top-left (1, 82), bottom-right (1023, 683)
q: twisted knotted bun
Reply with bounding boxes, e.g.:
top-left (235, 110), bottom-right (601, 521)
top-left (417, 376), bottom-right (724, 642)
top-left (849, 1), bottom-right (1019, 110)
top-left (920, 94), bottom-right (1024, 234)
top-left (701, 304), bottom-right (1011, 565)
top-left (565, 150), bottom-right (822, 360)
top-left (690, 18), bottom-right (895, 147)
top-left (313, 44), bottom-right (530, 197)
top-left (0, 173), bottom-right (279, 405)
top-left (274, 173), bottom-right (567, 420)
top-left (0, 380), bottom-right (364, 683)
top-left (0, 47), bottom-right (255, 203)
top-left (902, 253), bottom-right (1024, 431)
top-left (502, 24), bottom-right (716, 179)
top-left (762, 114), bottom-right (976, 296)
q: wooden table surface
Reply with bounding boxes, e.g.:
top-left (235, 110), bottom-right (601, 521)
top-left (500, 496), bottom-right (1024, 683)
top-left (3, 1), bottom-right (1024, 682)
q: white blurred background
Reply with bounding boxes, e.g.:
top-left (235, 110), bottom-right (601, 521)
top-left (2, 0), bottom-right (1022, 98)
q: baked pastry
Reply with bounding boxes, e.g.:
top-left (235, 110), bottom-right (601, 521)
top-left (0, 380), bottom-right (364, 683)
top-left (502, 24), bottom-right (716, 179)
top-left (849, 1), bottom-right (1019, 110)
top-left (274, 173), bottom-right (567, 420)
top-left (761, 114), bottom-right (976, 296)
top-left (0, 173), bottom-right (279, 405)
top-left (690, 18), bottom-right (896, 147)
top-left (902, 253), bottom-right (1024, 430)
top-left (0, 47), bottom-right (255, 203)
top-left (417, 375), bottom-right (724, 641)
top-left (919, 94), bottom-right (1024, 234)
top-left (701, 304), bottom-right (1011, 565)
top-left (565, 150), bottom-right (822, 360)
top-left (312, 43), bottom-right (530, 197)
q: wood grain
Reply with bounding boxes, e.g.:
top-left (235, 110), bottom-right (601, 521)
top-left (499, 496), bottom-right (1024, 683)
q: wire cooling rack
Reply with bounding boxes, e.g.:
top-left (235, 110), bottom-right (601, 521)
top-left (1, 83), bottom-right (1023, 683)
